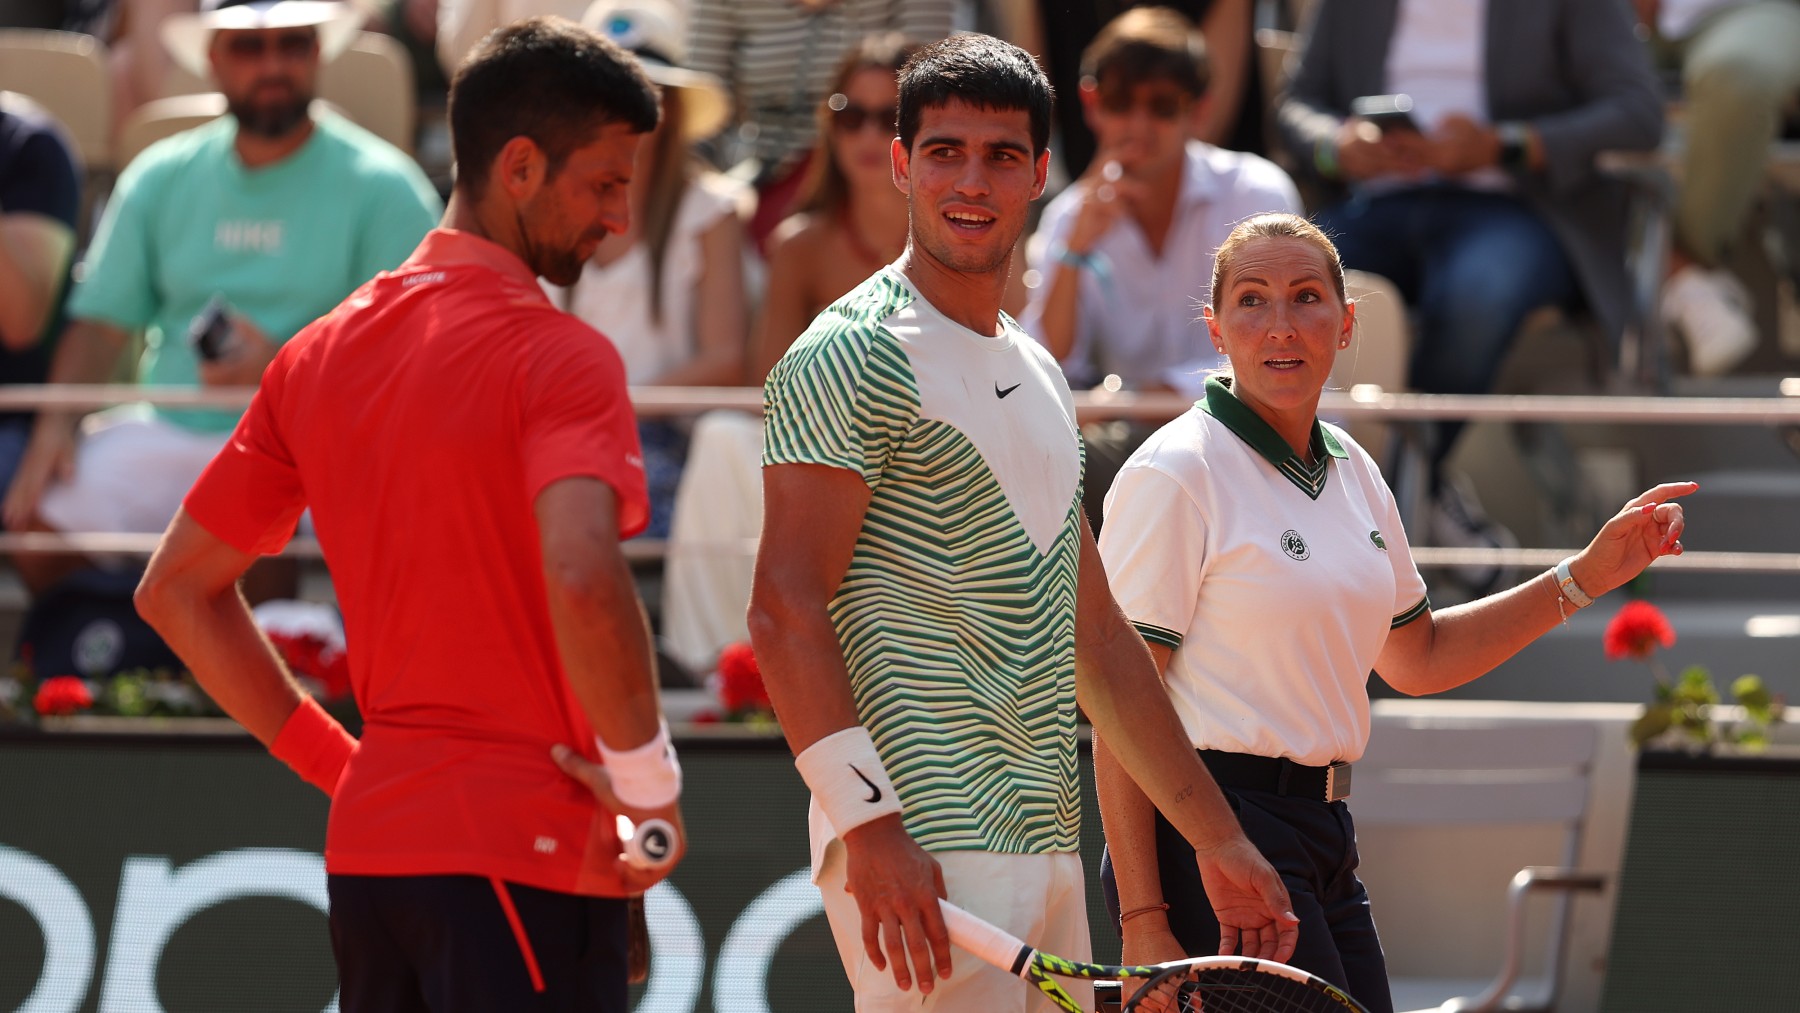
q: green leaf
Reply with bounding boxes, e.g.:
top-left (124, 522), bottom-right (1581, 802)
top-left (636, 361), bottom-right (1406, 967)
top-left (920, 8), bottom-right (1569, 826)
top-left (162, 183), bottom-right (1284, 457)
top-left (1733, 675), bottom-right (1772, 711)
top-left (1673, 667), bottom-right (1720, 706)
top-left (1734, 728), bottom-right (1770, 752)
top-left (1631, 704), bottom-right (1674, 747)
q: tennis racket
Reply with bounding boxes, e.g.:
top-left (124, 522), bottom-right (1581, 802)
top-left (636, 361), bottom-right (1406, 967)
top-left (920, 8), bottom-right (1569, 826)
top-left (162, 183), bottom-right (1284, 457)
top-left (940, 900), bottom-right (1369, 1013)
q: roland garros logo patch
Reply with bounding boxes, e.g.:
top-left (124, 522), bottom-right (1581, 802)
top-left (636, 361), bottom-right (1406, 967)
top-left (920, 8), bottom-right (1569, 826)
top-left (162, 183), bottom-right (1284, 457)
top-left (1280, 529), bottom-right (1310, 560)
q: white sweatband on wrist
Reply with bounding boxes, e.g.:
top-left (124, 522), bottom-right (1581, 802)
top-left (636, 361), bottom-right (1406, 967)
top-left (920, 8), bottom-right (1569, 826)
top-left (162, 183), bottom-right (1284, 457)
top-left (794, 726), bottom-right (903, 835)
top-left (597, 719), bottom-right (682, 809)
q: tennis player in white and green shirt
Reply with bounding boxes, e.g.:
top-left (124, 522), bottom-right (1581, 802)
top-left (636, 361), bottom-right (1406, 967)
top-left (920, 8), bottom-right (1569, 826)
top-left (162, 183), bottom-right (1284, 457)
top-left (747, 34), bottom-right (1299, 1013)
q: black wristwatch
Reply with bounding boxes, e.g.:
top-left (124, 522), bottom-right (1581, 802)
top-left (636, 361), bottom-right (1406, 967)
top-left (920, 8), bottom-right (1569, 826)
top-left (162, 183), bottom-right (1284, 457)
top-left (1497, 121), bottom-right (1533, 173)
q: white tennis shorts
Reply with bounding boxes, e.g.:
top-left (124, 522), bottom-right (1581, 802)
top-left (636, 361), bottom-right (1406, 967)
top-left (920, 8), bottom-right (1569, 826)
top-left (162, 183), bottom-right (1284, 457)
top-left (816, 839), bottom-right (1094, 1013)
top-left (39, 405), bottom-right (228, 537)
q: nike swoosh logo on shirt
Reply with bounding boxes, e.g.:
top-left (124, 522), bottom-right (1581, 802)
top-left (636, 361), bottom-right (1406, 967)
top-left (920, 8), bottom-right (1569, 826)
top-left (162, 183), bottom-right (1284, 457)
top-left (849, 764), bottom-right (882, 803)
top-left (995, 382), bottom-right (1021, 398)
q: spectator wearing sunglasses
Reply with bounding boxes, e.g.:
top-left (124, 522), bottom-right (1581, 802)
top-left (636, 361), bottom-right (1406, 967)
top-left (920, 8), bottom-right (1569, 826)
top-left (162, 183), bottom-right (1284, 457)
top-left (750, 33), bottom-right (919, 383)
top-left (1020, 6), bottom-right (1299, 531)
top-left (3, 0), bottom-right (440, 597)
top-left (651, 34), bottom-right (921, 682)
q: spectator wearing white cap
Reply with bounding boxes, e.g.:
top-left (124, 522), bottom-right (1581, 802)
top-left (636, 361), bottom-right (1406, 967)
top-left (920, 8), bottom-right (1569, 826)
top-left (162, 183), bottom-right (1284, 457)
top-left (2, 0), bottom-right (441, 595)
top-left (549, 0), bottom-right (749, 539)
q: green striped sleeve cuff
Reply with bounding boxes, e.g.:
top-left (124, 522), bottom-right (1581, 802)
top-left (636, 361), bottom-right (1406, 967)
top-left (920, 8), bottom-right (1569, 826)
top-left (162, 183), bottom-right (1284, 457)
top-left (1391, 596), bottom-right (1430, 629)
top-left (1133, 622), bottom-right (1183, 650)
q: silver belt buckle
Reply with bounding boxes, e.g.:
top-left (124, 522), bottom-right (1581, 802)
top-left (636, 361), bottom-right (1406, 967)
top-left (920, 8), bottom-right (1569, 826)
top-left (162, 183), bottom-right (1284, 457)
top-left (1324, 761), bottom-right (1352, 802)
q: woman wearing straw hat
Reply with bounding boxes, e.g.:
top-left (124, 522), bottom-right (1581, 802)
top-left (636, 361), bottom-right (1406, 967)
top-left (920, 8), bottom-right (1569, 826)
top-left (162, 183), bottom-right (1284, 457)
top-left (553, 0), bottom-right (749, 541)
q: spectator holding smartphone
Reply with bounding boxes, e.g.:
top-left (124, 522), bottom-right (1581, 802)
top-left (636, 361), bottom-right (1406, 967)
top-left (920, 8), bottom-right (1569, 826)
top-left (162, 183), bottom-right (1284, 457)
top-left (1277, 0), bottom-right (1663, 595)
top-left (2, 0), bottom-right (440, 596)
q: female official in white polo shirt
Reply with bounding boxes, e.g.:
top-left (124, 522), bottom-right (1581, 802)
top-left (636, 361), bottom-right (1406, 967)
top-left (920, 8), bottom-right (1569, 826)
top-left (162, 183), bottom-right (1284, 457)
top-left (1093, 213), bottom-right (1694, 1013)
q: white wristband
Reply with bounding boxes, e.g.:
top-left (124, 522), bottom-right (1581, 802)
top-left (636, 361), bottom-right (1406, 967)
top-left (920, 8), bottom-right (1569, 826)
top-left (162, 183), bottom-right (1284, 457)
top-left (794, 727), bottom-right (903, 835)
top-left (597, 719), bottom-right (682, 809)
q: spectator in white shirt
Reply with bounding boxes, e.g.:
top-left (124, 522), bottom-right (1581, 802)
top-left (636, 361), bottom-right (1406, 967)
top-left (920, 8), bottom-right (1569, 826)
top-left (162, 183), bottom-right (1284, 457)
top-left (1021, 6), bottom-right (1299, 529)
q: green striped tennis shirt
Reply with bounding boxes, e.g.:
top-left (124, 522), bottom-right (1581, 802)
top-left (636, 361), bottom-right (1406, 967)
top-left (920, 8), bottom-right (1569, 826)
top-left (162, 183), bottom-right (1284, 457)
top-left (763, 267), bottom-right (1086, 855)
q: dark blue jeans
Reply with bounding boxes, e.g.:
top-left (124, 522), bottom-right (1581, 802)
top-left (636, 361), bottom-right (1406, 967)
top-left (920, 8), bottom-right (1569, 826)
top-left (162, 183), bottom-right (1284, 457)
top-left (1314, 185), bottom-right (1579, 476)
top-left (1101, 787), bottom-right (1393, 1013)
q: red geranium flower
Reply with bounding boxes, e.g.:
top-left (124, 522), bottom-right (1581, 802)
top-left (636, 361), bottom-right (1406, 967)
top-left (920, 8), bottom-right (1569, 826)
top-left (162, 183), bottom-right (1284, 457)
top-left (1605, 600), bottom-right (1676, 661)
top-left (716, 641), bottom-right (769, 714)
top-left (267, 630), bottom-right (353, 701)
top-left (35, 676), bottom-right (94, 716)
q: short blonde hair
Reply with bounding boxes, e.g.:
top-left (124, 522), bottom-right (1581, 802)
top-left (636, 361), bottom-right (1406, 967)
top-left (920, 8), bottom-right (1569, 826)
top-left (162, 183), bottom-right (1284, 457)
top-left (1210, 213), bottom-right (1346, 307)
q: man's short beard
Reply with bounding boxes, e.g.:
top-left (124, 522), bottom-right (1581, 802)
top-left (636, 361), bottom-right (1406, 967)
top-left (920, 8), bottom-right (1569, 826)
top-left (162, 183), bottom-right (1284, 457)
top-left (229, 95), bottom-right (312, 140)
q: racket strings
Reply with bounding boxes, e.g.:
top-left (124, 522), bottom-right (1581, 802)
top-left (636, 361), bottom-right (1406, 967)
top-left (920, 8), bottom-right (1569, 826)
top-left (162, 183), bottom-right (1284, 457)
top-left (1131, 966), bottom-right (1359, 1013)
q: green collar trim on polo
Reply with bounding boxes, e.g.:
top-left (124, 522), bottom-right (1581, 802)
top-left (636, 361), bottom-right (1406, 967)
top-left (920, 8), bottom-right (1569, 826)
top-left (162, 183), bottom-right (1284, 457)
top-left (1200, 376), bottom-right (1346, 500)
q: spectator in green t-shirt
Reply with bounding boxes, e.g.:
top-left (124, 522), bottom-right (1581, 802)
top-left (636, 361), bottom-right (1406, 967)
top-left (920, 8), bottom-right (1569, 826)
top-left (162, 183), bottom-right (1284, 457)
top-left (2, 0), bottom-right (441, 595)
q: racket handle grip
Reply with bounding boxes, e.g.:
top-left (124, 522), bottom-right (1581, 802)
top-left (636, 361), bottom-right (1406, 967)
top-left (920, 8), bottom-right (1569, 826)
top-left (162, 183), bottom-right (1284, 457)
top-left (941, 900), bottom-right (1034, 979)
top-left (616, 815), bottom-right (679, 871)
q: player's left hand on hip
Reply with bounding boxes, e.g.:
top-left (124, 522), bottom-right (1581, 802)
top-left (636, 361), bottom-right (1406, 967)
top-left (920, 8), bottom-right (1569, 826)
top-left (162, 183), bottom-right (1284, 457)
top-left (551, 743), bottom-right (688, 889)
top-left (1192, 835), bottom-right (1300, 964)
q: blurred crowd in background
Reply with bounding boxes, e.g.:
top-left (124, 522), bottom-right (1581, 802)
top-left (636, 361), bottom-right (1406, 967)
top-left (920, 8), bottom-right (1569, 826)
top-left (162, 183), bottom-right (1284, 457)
top-left (0, 0), bottom-right (1796, 694)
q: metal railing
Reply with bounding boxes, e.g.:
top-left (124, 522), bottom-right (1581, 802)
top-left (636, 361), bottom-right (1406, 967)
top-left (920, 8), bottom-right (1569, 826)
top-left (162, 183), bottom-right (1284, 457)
top-left (6, 383), bottom-right (1799, 573)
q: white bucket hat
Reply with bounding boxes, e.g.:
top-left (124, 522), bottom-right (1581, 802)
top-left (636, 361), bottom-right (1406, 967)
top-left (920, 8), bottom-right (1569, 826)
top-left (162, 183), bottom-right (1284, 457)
top-left (162, 0), bottom-right (363, 82)
top-left (581, 0), bottom-right (731, 142)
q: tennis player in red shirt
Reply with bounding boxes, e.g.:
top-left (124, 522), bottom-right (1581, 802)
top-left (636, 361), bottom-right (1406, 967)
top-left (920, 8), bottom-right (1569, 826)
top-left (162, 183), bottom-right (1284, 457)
top-left (135, 19), bottom-right (682, 1012)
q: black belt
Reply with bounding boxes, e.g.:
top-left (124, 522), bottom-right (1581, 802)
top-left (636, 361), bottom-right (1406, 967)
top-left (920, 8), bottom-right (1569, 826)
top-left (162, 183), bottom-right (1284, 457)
top-left (1199, 750), bottom-right (1352, 802)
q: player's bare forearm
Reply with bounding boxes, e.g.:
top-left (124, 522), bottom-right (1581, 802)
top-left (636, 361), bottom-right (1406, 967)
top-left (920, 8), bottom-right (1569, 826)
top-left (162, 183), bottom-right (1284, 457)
top-left (137, 509), bottom-right (311, 745)
top-left (746, 463), bottom-right (873, 753)
top-left (1072, 522), bottom-right (1237, 851)
top-left (536, 478), bottom-right (662, 750)
top-left (1093, 732), bottom-right (1168, 915)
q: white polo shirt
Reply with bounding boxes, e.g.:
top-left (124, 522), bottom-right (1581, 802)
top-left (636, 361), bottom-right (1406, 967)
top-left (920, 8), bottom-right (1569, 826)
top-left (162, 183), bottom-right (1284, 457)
top-left (1022, 141), bottom-right (1301, 396)
top-left (1098, 378), bottom-right (1429, 766)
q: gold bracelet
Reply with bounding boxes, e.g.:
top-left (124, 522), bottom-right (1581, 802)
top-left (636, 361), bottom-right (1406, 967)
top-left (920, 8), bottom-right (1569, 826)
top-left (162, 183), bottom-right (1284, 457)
top-left (1543, 569), bottom-right (1570, 626)
top-left (1119, 902), bottom-right (1170, 925)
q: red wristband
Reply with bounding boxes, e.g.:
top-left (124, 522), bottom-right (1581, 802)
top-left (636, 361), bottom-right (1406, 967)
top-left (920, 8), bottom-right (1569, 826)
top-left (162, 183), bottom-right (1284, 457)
top-left (270, 696), bottom-right (358, 797)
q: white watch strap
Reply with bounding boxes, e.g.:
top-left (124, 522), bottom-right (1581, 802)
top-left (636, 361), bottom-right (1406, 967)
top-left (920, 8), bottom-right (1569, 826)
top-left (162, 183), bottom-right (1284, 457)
top-left (1554, 557), bottom-right (1594, 608)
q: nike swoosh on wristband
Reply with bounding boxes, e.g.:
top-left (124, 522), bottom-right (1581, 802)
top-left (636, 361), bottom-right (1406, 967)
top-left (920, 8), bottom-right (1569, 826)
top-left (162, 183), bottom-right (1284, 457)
top-left (995, 382), bottom-right (1021, 398)
top-left (849, 764), bottom-right (882, 803)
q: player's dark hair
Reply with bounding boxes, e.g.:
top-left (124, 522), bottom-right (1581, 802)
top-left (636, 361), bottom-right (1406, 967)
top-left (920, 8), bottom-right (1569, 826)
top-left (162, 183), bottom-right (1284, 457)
top-left (449, 17), bottom-right (660, 197)
top-left (1080, 6), bottom-right (1210, 99)
top-left (897, 33), bottom-right (1052, 156)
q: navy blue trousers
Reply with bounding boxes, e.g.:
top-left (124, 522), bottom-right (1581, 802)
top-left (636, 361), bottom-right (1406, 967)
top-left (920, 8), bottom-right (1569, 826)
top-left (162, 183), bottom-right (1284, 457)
top-left (1101, 787), bottom-right (1394, 1013)
top-left (328, 874), bottom-right (630, 1013)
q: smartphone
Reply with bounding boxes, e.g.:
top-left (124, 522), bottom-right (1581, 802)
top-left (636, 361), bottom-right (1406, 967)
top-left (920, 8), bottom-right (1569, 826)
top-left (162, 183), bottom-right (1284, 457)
top-left (188, 295), bottom-right (234, 362)
top-left (1350, 94), bottom-right (1420, 133)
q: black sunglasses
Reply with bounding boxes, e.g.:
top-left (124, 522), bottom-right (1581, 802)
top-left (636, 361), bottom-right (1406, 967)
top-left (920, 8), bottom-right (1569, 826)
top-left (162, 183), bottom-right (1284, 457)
top-left (1097, 89), bottom-right (1189, 121)
top-left (220, 30), bottom-right (318, 60)
top-left (827, 93), bottom-right (895, 135)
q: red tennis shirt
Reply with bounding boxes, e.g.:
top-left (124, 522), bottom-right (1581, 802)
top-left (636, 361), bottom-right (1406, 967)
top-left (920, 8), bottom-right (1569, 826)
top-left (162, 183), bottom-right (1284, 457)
top-left (184, 229), bottom-right (649, 897)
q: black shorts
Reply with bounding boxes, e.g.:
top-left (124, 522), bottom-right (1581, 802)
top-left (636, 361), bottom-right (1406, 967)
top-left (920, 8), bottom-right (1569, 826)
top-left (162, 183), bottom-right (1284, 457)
top-left (328, 874), bottom-right (630, 1013)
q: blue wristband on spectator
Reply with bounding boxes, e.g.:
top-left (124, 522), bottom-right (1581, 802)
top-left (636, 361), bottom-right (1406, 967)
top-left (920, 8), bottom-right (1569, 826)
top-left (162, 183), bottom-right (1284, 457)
top-left (1052, 246), bottom-right (1113, 289)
